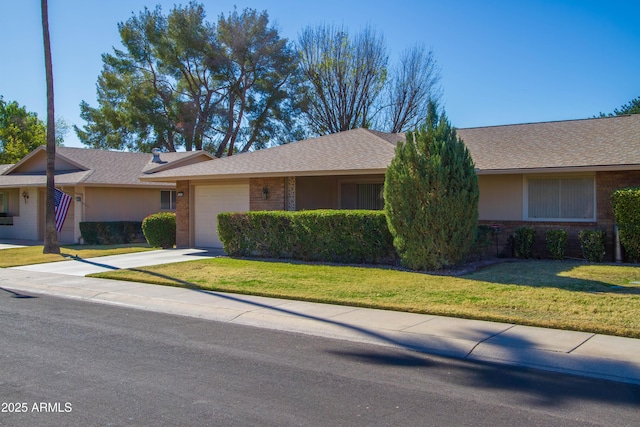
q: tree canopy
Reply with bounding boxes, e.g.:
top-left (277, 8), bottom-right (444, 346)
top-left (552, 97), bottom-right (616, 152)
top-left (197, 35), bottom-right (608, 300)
top-left (75, 2), bottom-right (301, 156)
top-left (0, 96), bottom-right (46, 164)
top-left (297, 26), bottom-right (441, 135)
top-left (598, 96), bottom-right (640, 117)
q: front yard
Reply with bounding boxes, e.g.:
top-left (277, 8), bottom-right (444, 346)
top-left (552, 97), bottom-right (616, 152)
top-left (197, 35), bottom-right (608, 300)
top-left (90, 258), bottom-right (640, 339)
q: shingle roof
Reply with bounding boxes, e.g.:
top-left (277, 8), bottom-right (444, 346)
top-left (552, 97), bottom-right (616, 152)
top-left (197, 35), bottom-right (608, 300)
top-left (142, 115), bottom-right (640, 182)
top-left (0, 146), bottom-right (214, 188)
top-left (143, 128), bottom-right (403, 181)
top-left (458, 114), bottom-right (640, 172)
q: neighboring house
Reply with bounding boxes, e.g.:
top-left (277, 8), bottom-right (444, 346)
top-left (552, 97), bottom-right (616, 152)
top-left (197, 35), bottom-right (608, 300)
top-left (0, 146), bottom-right (214, 244)
top-left (140, 115), bottom-right (640, 259)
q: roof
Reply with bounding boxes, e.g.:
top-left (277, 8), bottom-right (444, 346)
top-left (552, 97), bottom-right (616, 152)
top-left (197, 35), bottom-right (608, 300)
top-left (458, 114), bottom-right (640, 173)
top-left (142, 128), bottom-right (403, 181)
top-left (0, 146), bottom-right (214, 188)
top-left (142, 114), bottom-right (640, 182)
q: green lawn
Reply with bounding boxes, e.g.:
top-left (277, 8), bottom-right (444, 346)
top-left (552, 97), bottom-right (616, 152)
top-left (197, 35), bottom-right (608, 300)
top-left (0, 244), bottom-right (154, 267)
top-left (90, 258), bottom-right (640, 339)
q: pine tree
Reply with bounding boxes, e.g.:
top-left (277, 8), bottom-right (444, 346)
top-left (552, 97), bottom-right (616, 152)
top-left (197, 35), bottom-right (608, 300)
top-left (384, 102), bottom-right (478, 270)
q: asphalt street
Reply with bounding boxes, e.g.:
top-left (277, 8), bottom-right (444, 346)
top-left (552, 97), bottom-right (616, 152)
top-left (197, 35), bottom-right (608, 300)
top-left (1, 291), bottom-right (638, 426)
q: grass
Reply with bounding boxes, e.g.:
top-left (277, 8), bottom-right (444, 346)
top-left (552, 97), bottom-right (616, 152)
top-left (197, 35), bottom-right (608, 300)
top-left (89, 257), bottom-right (640, 339)
top-left (0, 244), bottom-right (155, 267)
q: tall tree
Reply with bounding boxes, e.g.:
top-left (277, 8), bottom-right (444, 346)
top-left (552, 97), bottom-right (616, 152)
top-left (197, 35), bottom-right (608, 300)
top-left (599, 96), bottom-right (640, 117)
top-left (75, 3), bottom-right (300, 156)
top-left (382, 44), bottom-right (441, 133)
top-left (384, 102), bottom-right (478, 271)
top-left (41, 0), bottom-right (60, 254)
top-left (297, 24), bottom-right (388, 134)
top-left (0, 96), bottom-right (46, 164)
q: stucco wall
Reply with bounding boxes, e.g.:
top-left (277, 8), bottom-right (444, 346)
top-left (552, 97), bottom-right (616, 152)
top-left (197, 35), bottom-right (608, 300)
top-left (84, 187), bottom-right (163, 222)
top-left (478, 174), bottom-right (522, 221)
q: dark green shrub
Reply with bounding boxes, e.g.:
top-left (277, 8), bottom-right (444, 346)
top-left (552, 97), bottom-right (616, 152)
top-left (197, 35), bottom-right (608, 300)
top-left (578, 229), bottom-right (606, 262)
top-left (546, 229), bottom-right (568, 260)
top-left (384, 102), bottom-right (479, 270)
top-left (468, 225), bottom-right (494, 260)
top-left (79, 221), bottom-right (143, 245)
top-left (611, 187), bottom-right (640, 262)
top-left (218, 210), bottom-right (395, 264)
top-left (142, 212), bottom-right (176, 248)
top-left (514, 227), bottom-right (536, 259)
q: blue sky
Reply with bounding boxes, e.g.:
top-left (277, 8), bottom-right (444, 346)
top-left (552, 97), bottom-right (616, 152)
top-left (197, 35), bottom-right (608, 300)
top-left (1, 0), bottom-right (638, 148)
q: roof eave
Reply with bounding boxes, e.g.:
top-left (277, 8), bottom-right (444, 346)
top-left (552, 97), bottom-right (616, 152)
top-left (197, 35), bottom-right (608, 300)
top-left (139, 168), bottom-right (390, 182)
top-left (477, 164), bottom-right (640, 175)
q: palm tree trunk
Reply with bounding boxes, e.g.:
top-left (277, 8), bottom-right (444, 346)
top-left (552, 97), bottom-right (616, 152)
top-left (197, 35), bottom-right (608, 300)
top-left (41, 0), bottom-right (60, 254)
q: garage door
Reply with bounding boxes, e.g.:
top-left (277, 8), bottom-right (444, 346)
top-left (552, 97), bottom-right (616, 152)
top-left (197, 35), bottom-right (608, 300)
top-left (194, 182), bottom-right (250, 248)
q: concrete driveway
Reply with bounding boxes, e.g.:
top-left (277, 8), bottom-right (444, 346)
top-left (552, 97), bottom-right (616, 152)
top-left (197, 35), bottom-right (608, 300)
top-left (10, 248), bottom-right (224, 276)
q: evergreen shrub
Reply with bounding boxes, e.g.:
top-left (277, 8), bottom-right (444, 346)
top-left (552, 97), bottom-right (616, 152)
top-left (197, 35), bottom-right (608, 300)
top-left (217, 210), bottom-right (395, 264)
top-left (611, 187), bottom-right (640, 262)
top-left (546, 229), bottom-right (568, 260)
top-left (383, 103), bottom-right (479, 270)
top-left (142, 212), bottom-right (176, 248)
top-left (514, 227), bottom-right (536, 259)
top-left (79, 221), bottom-right (143, 245)
top-left (578, 229), bottom-right (606, 262)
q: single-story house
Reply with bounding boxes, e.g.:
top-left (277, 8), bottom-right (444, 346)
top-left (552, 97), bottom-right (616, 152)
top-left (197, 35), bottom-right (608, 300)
top-left (140, 114), bottom-right (640, 260)
top-left (0, 146), bottom-right (213, 244)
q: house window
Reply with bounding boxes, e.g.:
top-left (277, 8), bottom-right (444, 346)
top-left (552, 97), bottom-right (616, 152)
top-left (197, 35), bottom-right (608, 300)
top-left (0, 192), bottom-right (5, 213)
top-left (161, 190), bottom-right (177, 210)
top-left (357, 183), bottom-right (384, 210)
top-left (525, 176), bottom-right (595, 221)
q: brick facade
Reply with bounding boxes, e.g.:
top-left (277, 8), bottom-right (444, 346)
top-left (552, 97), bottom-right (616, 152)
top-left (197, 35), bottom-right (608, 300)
top-left (176, 180), bottom-right (190, 248)
top-left (479, 170), bottom-right (640, 261)
top-left (249, 177), bottom-right (286, 211)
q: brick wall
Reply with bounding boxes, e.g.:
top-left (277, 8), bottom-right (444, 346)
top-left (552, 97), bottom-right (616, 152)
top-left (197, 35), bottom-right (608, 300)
top-left (479, 170), bottom-right (640, 261)
top-left (176, 180), bottom-right (190, 248)
top-left (250, 177), bottom-right (285, 211)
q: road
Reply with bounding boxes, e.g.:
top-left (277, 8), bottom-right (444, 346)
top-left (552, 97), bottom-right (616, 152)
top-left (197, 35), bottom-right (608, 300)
top-left (1, 288), bottom-right (638, 426)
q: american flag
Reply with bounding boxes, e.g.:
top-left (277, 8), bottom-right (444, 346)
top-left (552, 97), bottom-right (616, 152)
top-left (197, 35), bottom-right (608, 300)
top-left (54, 188), bottom-right (72, 233)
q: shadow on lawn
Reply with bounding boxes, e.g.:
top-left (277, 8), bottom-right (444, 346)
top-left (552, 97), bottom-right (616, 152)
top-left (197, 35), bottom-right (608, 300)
top-left (464, 259), bottom-right (640, 294)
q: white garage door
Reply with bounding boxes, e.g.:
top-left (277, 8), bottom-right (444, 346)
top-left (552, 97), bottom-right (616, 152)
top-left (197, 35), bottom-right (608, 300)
top-left (194, 182), bottom-right (250, 248)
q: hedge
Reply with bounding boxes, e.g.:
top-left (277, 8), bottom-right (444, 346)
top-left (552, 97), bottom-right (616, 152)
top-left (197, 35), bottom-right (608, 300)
top-left (79, 221), bottom-right (144, 245)
top-left (611, 187), bottom-right (640, 262)
top-left (218, 210), bottom-right (396, 264)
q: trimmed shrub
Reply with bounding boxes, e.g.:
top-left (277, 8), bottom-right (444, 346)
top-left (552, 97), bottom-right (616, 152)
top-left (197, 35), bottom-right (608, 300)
top-left (142, 212), bottom-right (176, 248)
top-left (578, 229), bottom-right (606, 262)
top-left (611, 187), bottom-right (640, 262)
top-left (468, 225), bottom-right (494, 260)
top-left (514, 227), bottom-right (536, 259)
top-left (546, 229), bottom-right (568, 260)
top-left (79, 221), bottom-right (143, 245)
top-left (218, 210), bottom-right (395, 264)
top-left (384, 102), bottom-right (479, 270)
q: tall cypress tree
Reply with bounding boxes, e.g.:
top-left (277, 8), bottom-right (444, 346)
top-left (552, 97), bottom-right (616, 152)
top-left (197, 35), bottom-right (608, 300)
top-left (384, 102), bottom-right (478, 270)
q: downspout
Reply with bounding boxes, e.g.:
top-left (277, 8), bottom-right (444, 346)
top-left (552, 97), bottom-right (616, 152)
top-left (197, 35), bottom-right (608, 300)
top-left (614, 224), bottom-right (623, 263)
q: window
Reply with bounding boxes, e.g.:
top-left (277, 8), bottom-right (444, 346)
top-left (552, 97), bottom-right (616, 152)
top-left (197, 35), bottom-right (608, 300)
top-left (160, 190), bottom-right (177, 210)
top-left (0, 192), bottom-right (5, 213)
top-left (357, 183), bottom-right (384, 210)
top-left (525, 176), bottom-right (595, 221)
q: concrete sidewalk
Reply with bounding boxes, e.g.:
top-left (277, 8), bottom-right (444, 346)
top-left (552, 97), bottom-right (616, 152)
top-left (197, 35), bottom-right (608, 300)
top-left (1, 266), bottom-right (639, 385)
top-left (10, 248), bottom-right (224, 276)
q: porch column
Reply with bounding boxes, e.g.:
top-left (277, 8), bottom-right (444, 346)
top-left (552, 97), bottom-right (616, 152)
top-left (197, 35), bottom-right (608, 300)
top-left (286, 177), bottom-right (296, 211)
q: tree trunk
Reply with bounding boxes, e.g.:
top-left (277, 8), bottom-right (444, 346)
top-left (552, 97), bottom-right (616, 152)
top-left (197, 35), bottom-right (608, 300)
top-left (41, 0), bottom-right (60, 254)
